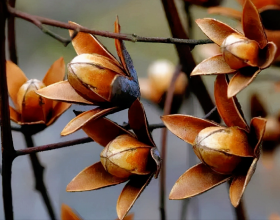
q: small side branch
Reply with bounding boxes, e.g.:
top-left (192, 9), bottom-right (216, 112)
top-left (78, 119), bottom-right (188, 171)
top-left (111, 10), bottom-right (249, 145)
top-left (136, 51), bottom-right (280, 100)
top-left (7, 0), bottom-right (17, 64)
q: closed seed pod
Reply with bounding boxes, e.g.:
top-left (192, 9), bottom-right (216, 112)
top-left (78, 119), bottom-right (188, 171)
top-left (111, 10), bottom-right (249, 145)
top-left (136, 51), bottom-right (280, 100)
top-left (193, 126), bottom-right (250, 174)
top-left (100, 134), bottom-right (154, 178)
top-left (17, 79), bottom-right (52, 123)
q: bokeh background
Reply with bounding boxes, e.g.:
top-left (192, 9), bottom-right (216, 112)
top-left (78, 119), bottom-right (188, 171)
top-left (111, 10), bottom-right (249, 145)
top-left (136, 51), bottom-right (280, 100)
top-left (1, 0), bottom-right (280, 219)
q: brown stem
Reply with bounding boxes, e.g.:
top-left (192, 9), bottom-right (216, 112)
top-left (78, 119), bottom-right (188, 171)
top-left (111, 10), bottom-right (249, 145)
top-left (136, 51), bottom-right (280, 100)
top-left (160, 65), bottom-right (182, 220)
top-left (0, 1), bottom-right (16, 219)
top-left (161, 0), bottom-right (220, 123)
top-left (233, 198), bottom-right (247, 220)
top-left (22, 128), bottom-right (56, 220)
top-left (7, 0), bottom-right (17, 64)
top-left (7, 5), bottom-right (213, 46)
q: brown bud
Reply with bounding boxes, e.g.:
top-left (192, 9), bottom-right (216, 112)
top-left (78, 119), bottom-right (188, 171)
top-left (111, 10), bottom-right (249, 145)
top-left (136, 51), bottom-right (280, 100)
top-left (67, 53), bottom-right (119, 102)
top-left (100, 134), bottom-right (153, 178)
top-left (193, 126), bottom-right (250, 174)
top-left (17, 79), bottom-right (52, 123)
top-left (221, 33), bottom-right (259, 69)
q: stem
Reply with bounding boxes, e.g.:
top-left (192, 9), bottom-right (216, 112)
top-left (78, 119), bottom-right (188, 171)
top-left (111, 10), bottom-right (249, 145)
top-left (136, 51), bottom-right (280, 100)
top-left (7, 5), bottom-right (213, 46)
top-left (233, 198), bottom-right (247, 220)
top-left (22, 130), bottom-right (56, 220)
top-left (0, 1), bottom-right (16, 219)
top-left (7, 0), bottom-right (17, 64)
top-left (161, 0), bottom-right (220, 123)
top-left (160, 65), bottom-right (182, 220)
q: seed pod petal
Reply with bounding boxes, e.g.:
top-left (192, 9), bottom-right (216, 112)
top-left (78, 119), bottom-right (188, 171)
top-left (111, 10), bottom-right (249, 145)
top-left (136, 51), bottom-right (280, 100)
top-left (46, 102), bottom-right (71, 126)
top-left (229, 157), bottom-right (258, 207)
top-left (249, 117), bottom-right (267, 156)
top-left (169, 163), bottom-right (231, 200)
top-left (37, 81), bottom-right (93, 105)
top-left (227, 67), bottom-right (260, 98)
top-left (191, 54), bottom-right (236, 76)
top-left (66, 162), bottom-right (128, 192)
top-left (9, 106), bottom-right (20, 124)
top-left (161, 115), bottom-right (220, 145)
top-left (242, 0), bottom-right (267, 49)
top-left (259, 42), bottom-right (277, 69)
top-left (215, 75), bottom-right (249, 131)
top-left (196, 18), bottom-right (240, 46)
top-left (117, 174), bottom-right (153, 220)
top-left (250, 94), bottom-right (267, 118)
top-left (6, 61), bottom-right (28, 110)
top-left (61, 204), bottom-right (82, 220)
top-left (69, 21), bottom-right (119, 64)
top-left (42, 57), bottom-right (65, 86)
top-left (82, 117), bottom-right (134, 147)
top-left (61, 106), bottom-right (120, 136)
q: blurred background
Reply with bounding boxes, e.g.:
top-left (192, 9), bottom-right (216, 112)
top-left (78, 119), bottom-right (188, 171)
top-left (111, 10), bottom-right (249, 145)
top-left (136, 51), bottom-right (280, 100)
top-left (1, 0), bottom-right (280, 219)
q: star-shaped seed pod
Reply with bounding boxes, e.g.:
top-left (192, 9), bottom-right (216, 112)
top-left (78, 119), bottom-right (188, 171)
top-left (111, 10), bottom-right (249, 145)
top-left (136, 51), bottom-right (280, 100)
top-left (6, 58), bottom-right (71, 126)
top-left (161, 74), bottom-right (266, 207)
top-left (66, 99), bottom-right (161, 220)
top-left (139, 60), bottom-right (188, 113)
top-left (61, 203), bottom-right (134, 220)
top-left (191, 0), bottom-right (277, 97)
top-left (250, 93), bottom-right (280, 169)
top-left (37, 17), bottom-right (140, 136)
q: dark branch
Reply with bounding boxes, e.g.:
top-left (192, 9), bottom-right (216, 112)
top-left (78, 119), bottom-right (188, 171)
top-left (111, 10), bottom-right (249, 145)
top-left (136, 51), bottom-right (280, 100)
top-left (7, 5), bottom-right (213, 46)
top-left (7, 0), bottom-right (17, 64)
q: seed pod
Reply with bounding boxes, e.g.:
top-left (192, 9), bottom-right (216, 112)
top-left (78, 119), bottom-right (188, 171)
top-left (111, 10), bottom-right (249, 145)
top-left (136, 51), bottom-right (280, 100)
top-left (17, 79), bottom-right (52, 123)
top-left (193, 126), bottom-right (250, 174)
top-left (221, 33), bottom-right (259, 69)
top-left (100, 134), bottom-right (153, 178)
top-left (67, 53), bottom-right (120, 102)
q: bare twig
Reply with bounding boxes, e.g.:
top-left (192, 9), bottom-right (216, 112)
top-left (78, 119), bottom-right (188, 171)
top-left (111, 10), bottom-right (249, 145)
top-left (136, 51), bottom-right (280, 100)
top-left (22, 130), bottom-right (56, 220)
top-left (0, 1), bottom-right (16, 219)
top-left (160, 65), bottom-right (182, 220)
top-left (7, 0), bottom-right (17, 64)
top-left (7, 5), bottom-right (213, 46)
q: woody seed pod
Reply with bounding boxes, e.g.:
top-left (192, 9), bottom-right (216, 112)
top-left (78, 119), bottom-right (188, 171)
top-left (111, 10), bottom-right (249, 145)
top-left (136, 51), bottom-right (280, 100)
top-left (100, 134), bottom-right (153, 178)
top-left (17, 79), bottom-right (52, 123)
top-left (221, 33), bottom-right (259, 69)
top-left (193, 126), bottom-right (250, 174)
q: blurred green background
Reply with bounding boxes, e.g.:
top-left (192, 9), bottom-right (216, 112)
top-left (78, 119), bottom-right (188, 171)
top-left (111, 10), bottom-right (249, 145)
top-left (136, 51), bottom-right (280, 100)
top-left (2, 0), bottom-right (280, 219)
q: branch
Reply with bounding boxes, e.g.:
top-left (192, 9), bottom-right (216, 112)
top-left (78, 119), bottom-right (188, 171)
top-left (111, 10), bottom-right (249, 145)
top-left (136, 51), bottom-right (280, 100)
top-left (7, 5), bottom-right (213, 46)
top-left (7, 0), bottom-right (17, 64)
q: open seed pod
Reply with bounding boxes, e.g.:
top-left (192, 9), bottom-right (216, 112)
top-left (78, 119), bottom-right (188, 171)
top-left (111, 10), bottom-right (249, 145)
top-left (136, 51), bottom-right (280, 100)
top-left (37, 17), bottom-right (140, 136)
top-left (191, 0), bottom-right (277, 97)
top-left (66, 99), bottom-right (161, 220)
top-left (6, 58), bottom-right (71, 126)
top-left (162, 75), bottom-right (266, 207)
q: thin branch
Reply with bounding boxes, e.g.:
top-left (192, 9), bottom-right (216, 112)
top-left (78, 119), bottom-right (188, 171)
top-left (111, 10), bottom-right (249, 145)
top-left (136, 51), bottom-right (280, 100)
top-left (7, 5), bottom-right (213, 46)
top-left (7, 0), bottom-right (17, 64)
top-left (0, 1), bottom-right (16, 219)
top-left (22, 130), bottom-right (56, 220)
top-left (160, 65), bottom-right (182, 220)
top-left (161, 0), bottom-right (220, 123)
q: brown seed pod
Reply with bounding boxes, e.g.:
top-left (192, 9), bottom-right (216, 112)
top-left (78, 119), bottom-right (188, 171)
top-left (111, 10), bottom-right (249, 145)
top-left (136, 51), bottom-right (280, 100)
top-left (100, 134), bottom-right (153, 178)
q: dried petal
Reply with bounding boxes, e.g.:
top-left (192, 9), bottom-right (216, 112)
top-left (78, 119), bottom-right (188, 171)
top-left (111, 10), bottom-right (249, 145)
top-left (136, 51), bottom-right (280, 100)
top-left (37, 81), bottom-right (93, 104)
top-left (9, 106), bottom-right (20, 124)
top-left (61, 106), bottom-right (119, 136)
top-left (66, 162), bottom-right (128, 192)
top-left (42, 57), bottom-right (65, 86)
top-left (249, 117), bottom-right (267, 156)
top-left (250, 94), bottom-right (267, 118)
top-left (229, 158), bottom-right (258, 207)
top-left (6, 61), bottom-right (28, 110)
top-left (215, 75), bottom-right (249, 131)
top-left (242, 0), bottom-right (267, 49)
top-left (46, 102), bottom-right (71, 126)
top-left (259, 42), bottom-right (277, 69)
top-left (227, 67), bottom-right (260, 98)
top-left (117, 174), bottom-right (153, 220)
top-left (82, 117), bottom-right (134, 147)
top-left (196, 18), bottom-right (240, 46)
top-left (161, 115), bottom-right (220, 145)
top-left (169, 163), bottom-right (231, 199)
top-left (191, 54), bottom-right (236, 76)
top-left (61, 204), bottom-right (82, 220)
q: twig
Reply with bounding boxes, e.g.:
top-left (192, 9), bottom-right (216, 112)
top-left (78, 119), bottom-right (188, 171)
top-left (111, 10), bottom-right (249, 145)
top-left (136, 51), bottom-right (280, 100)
top-left (7, 5), bottom-right (213, 46)
top-left (7, 0), bottom-right (17, 64)
top-left (22, 130), bottom-right (56, 220)
top-left (160, 65), bottom-right (182, 220)
top-left (234, 199), bottom-right (247, 220)
top-left (0, 1), bottom-right (16, 219)
top-left (161, 0), bottom-right (220, 123)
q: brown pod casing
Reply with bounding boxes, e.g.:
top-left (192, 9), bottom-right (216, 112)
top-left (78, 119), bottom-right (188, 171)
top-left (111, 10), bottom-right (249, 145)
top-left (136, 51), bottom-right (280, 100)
top-left (193, 126), bottom-right (250, 174)
top-left (17, 79), bottom-right (52, 123)
top-left (100, 134), bottom-right (154, 178)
